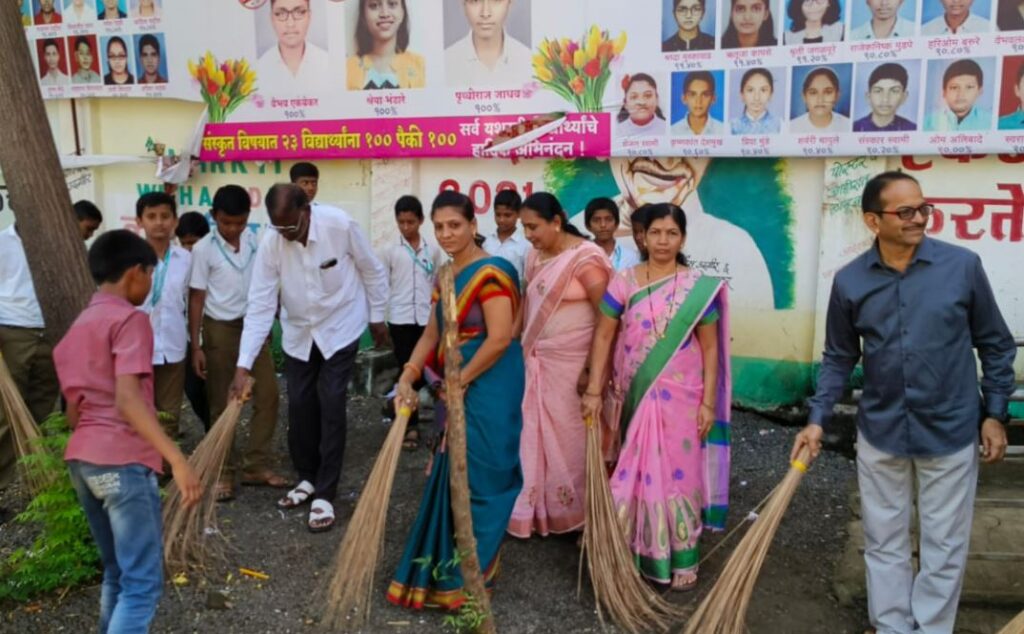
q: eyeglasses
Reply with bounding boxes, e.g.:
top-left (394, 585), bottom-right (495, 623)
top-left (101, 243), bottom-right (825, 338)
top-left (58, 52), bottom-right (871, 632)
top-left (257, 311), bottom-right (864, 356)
top-left (874, 203), bottom-right (935, 221)
top-left (273, 7), bottom-right (309, 22)
top-left (108, 53), bottom-right (127, 60)
top-left (675, 5), bottom-right (703, 16)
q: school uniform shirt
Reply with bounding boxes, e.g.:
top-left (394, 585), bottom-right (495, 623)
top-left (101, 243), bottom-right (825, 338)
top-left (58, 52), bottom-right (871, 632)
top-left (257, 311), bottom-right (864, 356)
top-left (40, 70), bottom-right (69, 86)
top-left (617, 116), bottom-right (668, 138)
top-left (256, 42), bottom-right (329, 95)
top-left (483, 231), bottom-right (530, 283)
top-left (65, 2), bottom-right (97, 23)
top-left (609, 242), bottom-right (642, 272)
top-left (849, 16), bottom-right (916, 39)
top-left (0, 226), bottom-right (44, 328)
top-left (444, 31), bottom-right (532, 86)
top-left (730, 109), bottom-right (782, 134)
top-left (923, 105), bottom-right (992, 132)
top-left (238, 205), bottom-right (389, 370)
top-left (140, 245), bottom-right (191, 366)
top-left (789, 112), bottom-right (852, 133)
top-left (921, 13), bottom-right (990, 35)
top-left (853, 114), bottom-right (917, 132)
top-left (378, 236), bottom-right (445, 327)
top-left (999, 107), bottom-right (1024, 130)
top-left (189, 230), bottom-right (260, 322)
top-left (671, 116), bottom-right (725, 136)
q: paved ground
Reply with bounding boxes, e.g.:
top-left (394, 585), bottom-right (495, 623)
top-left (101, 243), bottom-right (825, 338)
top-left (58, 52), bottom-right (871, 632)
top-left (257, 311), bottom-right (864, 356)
top-left (2, 389), bottom-right (871, 633)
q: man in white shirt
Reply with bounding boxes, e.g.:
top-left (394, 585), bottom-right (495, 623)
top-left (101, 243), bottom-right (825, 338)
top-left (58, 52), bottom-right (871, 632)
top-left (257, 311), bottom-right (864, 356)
top-left (231, 184), bottom-right (388, 533)
top-left (482, 189), bottom-right (530, 283)
top-left (136, 192), bottom-right (192, 439)
top-left (257, 0), bottom-right (329, 95)
top-left (189, 186), bottom-right (284, 501)
top-left (0, 223), bottom-right (56, 488)
top-left (921, 0), bottom-right (990, 34)
top-left (377, 195), bottom-right (445, 450)
top-left (850, 0), bottom-right (917, 38)
top-left (65, 0), bottom-right (97, 23)
top-left (444, 0), bottom-right (531, 86)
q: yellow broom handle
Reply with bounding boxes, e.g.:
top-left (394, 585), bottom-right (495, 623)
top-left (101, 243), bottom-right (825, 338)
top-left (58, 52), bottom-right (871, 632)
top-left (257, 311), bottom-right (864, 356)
top-left (791, 445), bottom-right (811, 474)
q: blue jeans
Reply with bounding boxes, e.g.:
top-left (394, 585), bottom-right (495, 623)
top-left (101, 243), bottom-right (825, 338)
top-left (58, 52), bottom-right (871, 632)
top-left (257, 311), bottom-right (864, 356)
top-left (68, 461), bottom-right (163, 634)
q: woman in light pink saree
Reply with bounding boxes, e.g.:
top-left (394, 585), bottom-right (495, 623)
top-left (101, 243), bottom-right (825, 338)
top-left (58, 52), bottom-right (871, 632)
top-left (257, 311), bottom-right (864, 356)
top-left (507, 193), bottom-right (612, 538)
top-left (583, 203), bottom-right (731, 591)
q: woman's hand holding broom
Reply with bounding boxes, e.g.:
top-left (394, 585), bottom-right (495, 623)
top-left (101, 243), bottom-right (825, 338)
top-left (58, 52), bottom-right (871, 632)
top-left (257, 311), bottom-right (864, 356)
top-left (790, 423), bottom-right (824, 465)
top-left (581, 391), bottom-right (602, 425)
top-left (395, 364), bottom-right (421, 413)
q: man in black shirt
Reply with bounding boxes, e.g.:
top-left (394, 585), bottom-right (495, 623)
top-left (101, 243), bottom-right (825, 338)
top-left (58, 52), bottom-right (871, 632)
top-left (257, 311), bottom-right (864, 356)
top-left (663, 0), bottom-right (716, 51)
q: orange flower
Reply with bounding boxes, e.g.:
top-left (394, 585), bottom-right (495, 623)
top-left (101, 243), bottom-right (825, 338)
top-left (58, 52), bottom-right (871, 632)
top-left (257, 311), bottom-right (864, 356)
top-left (218, 93), bottom-right (230, 107)
top-left (560, 49), bottom-right (572, 67)
top-left (570, 76), bottom-right (585, 95)
top-left (598, 41), bottom-right (613, 62)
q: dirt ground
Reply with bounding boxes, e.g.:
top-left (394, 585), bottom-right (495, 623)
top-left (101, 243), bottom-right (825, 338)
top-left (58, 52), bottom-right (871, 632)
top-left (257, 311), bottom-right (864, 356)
top-left (0, 386), bottom-right (871, 633)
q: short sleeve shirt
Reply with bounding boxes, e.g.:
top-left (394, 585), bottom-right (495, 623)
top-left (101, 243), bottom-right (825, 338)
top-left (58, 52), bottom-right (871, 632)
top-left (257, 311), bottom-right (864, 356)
top-left (56, 292), bottom-right (163, 473)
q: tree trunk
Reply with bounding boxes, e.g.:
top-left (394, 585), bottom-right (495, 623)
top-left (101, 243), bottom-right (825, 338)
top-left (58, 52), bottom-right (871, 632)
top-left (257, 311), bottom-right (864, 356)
top-left (440, 263), bottom-right (496, 634)
top-left (0, 3), bottom-right (94, 344)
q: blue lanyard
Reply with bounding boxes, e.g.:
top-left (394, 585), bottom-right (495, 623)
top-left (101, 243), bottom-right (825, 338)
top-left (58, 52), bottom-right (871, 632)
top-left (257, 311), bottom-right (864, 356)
top-left (403, 240), bottom-right (434, 277)
top-left (149, 248), bottom-right (172, 309)
top-left (212, 233), bottom-right (256, 273)
top-left (612, 244), bottom-right (623, 270)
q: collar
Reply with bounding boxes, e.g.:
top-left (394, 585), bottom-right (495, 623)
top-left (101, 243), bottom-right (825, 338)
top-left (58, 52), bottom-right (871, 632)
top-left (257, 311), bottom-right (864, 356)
top-left (456, 31), bottom-right (513, 64)
top-left (305, 209), bottom-right (320, 244)
top-left (400, 234), bottom-right (426, 253)
top-left (490, 230), bottom-right (523, 243)
top-left (867, 237), bottom-right (935, 269)
top-left (91, 290), bottom-right (134, 308)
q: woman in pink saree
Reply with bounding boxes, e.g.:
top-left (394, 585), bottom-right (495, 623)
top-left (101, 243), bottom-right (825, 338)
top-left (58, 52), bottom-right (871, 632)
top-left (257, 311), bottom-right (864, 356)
top-left (582, 203), bottom-right (731, 591)
top-left (507, 193), bottom-right (612, 538)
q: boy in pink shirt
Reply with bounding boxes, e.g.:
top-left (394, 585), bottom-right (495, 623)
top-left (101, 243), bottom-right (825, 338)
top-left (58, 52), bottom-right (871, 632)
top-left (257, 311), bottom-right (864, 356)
top-left (54, 230), bottom-right (200, 634)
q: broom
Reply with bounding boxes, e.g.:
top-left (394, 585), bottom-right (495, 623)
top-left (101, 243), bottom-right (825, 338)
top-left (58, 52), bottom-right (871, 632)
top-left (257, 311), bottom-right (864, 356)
top-left (321, 404), bottom-right (412, 630)
top-left (682, 447), bottom-right (812, 634)
top-left (162, 378), bottom-right (253, 575)
top-left (0, 352), bottom-right (51, 495)
top-left (999, 610), bottom-right (1024, 634)
top-left (578, 415), bottom-right (685, 634)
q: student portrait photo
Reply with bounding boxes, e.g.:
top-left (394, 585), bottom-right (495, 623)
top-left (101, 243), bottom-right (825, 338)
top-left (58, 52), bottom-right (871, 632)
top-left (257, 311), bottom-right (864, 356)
top-left (853, 61), bottom-right (920, 131)
top-left (134, 32), bottom-right (167, 84)
top-left (101, 35), bottom-right (134, 85)
top-left (790, 63), bottom-right (854, 132)
top-left (130, 0), bottom-right (159, 18)
top-left (70, 34), bottom-right (102, 84)
top-left (921, 0), bottom-right (991, 34)
top-left (616, 72), bottom-right (669, 137)
top-left (63, 0), bottom-right (96, 23)
top-left (97, 0), bottom-right (126, 20)
top-left (443, 0), bottom-right (531, 86)
top-left (730, 66), bottom-right (786, 133)
top-left (850, 0), bottom-right (916, 38)
top-left (923, 57), bottom-right (995, 131)
top-left (997, 0), bottom-right (1024, 29)
top-left (36, 37), bottom-right (69, 85)
top-left (255, 0), bottom-right (329, 94)
top-left (671, 69), bottom-right (726, 135)
top-left (662, 0), bottom-right (716, 51)
top-left (33, 0), bottom-right (62, 24)
top-left (347, 0), bottom-right (426, 90)
top-left (785, 0), bottom-right (846, 43)
top-left (997, 55), bottom-right (1024, 129)
top-left (722, 0), bottom-right (779, 48)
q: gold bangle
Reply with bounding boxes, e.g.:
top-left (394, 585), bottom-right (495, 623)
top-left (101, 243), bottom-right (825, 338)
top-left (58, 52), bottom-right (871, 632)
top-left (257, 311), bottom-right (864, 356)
top-left (402, 363), bottom-right (422, 380)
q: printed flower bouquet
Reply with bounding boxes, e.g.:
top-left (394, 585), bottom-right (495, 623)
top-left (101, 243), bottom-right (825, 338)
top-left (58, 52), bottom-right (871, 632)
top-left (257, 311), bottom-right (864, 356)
top-left (188, 52), bottom-right (256, 123)
top-left (532, 26), bottom-right (627, 113)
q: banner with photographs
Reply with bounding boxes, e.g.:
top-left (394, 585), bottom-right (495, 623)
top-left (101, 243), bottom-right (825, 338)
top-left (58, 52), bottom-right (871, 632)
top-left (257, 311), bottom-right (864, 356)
top-left (20, 0), bottom-right (1024, 159)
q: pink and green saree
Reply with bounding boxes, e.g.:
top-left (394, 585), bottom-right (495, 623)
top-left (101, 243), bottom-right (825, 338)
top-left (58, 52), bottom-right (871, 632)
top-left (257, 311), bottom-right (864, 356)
top-left (600, 267), bottom-right (731, 583)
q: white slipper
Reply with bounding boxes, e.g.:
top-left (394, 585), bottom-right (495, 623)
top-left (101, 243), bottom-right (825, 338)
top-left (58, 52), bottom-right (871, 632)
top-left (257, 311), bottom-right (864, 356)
top-left (308, 499), bottom-right (335, 533)
top-left (276, 480), bottom-right (314, 509)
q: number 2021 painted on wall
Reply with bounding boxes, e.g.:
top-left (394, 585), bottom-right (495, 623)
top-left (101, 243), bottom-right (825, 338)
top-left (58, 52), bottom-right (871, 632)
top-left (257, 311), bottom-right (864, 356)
top-left (438, 180), bottom-right (535, 215)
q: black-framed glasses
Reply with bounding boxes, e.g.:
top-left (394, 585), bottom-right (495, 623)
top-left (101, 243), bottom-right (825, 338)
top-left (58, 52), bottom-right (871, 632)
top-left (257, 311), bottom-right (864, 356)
top-left (273, 7), bottom-right (309, 22)
top-left (875, 203), bottom-right (934, 221)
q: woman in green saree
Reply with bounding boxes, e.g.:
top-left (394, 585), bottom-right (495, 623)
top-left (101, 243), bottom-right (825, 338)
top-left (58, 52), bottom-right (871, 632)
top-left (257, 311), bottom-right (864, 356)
top-left (387, 190), bottom-right (525, 610)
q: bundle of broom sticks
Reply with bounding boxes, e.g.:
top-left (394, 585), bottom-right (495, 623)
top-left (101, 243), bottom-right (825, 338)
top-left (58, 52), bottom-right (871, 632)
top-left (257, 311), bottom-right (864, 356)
top-left (683, 447), bottom-right (813, 634)
top-left (162, 378), bottom-right (253, 574)
top-left (0, 352), bottom-right (52, 495)
top-left (321, 405), bottom-right (412, 630)
top-left (579, 415), bottom-right (683, 633)
top-left (998, 609), bottom-right (1024, 634)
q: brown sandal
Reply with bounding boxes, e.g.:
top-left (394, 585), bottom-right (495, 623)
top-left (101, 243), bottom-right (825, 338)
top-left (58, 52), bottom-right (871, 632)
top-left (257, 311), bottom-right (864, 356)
top-left (215, 481), bottom-right (235, 503)
top-left (241, 470), bottom-right (290, 488)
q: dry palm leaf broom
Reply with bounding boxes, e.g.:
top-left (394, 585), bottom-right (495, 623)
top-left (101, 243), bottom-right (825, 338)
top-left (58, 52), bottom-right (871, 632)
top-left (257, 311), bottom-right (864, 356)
top-left (578, 416), bottom-right (684, 634)
top-left (998, 610), bottom-right (1024, 634)
top-left (163, 378), bottom-right (252, 574)
top-left (683, 447), bottom-right (813, 634)
top-left (321, 405), bottom-right (412, 630)
top-left (0, 351), bottom-right (51, 494)
top-left (439, 262), bottom-right (496, 634)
